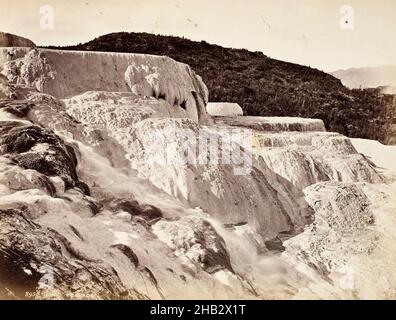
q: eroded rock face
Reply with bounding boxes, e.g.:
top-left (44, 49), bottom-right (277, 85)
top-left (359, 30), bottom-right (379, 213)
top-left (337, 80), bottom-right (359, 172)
top-left (62, 93), bottom-right (313, 241)
top-left (0, 48), bottom-right (212, 124)
top-left (215, 116), bottom-right (326, 132)
top-left (254, 132), bottom-right (384, 189)
top-left (282, 182), bottom-right (378, 294)
top-left (100, 116), bottom-right (312, 241)
top-left (214, 117), bottom-right (383, 189)
top-left (0, 84), bottom-right (254, 299)
top-left (152, 215), bottom-right (233, 274)
top-left (107, 198), bottom-right (163, 222)
top-left (0, 121), bottom-right (82, 190)
top-left (0, 207), bottom-right (138, 299)
top-left (0, 157), bottom-right (56, 196)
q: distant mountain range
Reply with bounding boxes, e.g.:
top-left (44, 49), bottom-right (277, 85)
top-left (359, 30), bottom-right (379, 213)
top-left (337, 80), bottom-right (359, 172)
top-left (48, 32), bottom-right (395, 143)
top-left (331, 65), bottom-right (396, 90)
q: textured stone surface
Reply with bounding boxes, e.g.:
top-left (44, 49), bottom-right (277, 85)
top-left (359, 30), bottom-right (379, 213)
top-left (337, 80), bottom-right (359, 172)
top-left (206, 102), bottom-right (243, 116)
top-left (0, 48), bottom-right (212, 124)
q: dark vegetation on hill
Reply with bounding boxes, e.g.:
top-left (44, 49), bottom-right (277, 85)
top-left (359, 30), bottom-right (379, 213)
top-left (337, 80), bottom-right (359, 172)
top-left (49, 32), bottom-right (395, 143)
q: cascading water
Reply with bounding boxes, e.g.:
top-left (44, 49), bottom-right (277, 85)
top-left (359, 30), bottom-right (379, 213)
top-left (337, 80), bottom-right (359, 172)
top-left (72, 139), bottom-right (190, 216)
top-left (65, 137), bottom-right (360, 299)
top-left (68, 136), bottom-right (319, 298)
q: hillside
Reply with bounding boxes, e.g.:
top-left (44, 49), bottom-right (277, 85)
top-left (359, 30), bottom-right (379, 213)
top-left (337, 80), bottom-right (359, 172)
top-left (50, 32), bottom-right (395, 143)
top-left (0, 31), bottom-right (36, 47)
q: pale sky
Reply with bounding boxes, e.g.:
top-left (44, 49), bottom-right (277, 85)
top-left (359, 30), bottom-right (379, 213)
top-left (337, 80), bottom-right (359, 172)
top-left (1, 0), bottom-right (395, 71)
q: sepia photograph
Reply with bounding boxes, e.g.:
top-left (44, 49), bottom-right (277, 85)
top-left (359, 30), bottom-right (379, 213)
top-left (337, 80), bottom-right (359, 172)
top-left (0, 0), bottom-right (396, 309)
